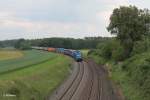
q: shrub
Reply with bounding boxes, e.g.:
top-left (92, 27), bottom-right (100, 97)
top-left (112, 45), bottom-right (125, 61)
top-left (96, 39), bottom-right (125, 61)
top-left (122, 52), bottom-right (150, 100)
top-left (101, 43), bottom-right (112, 59)
top-left (87, 49), bottom-right (96, 55)
top-left (131, 37), bottom-right (150, 56)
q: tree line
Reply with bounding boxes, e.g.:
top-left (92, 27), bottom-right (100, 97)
top-left (0, 37), bottom-right (109, 50)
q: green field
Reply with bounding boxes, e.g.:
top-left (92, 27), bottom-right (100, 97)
top-left (0, 50), bottom-right (57, 74)
top-left (80, 49), bottom-right (89, 58)
top-left (0, 50), bottom-right (72, 100)
top-left (0, 50), bottom-right (23, 61)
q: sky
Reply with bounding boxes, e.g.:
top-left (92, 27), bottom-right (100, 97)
top-left (0, 0), bottom-right (150, 40)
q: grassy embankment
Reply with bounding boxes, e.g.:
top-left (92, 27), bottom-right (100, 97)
top-left (0, 50), bottom-right (72, 100)
top-left (89, 49), bottom-right (150, 100)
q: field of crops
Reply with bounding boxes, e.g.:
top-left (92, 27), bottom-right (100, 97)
top-left (0, 50), bottom-right (72, 100)
top-left (0, 50), bottom-right (23, 61)
top-left (0, 50), bottom-right (57, 74)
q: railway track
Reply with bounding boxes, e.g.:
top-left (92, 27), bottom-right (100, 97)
top-left (48, 60), bottom-right (119, 100)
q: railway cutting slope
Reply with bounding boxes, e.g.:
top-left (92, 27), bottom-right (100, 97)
top-left (48, 60), bottom-right (119, 100)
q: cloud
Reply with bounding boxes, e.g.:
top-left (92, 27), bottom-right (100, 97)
top-left (96, 11), bottom-right (112, 24)
top-left (0, 0), bottom-right (108, 40)
top-left (0, 0), bottom-right (149, 40)
top-left (100, 0), bottom-right (128, 4)
top-left (0, 11), bottom-right (102, 40)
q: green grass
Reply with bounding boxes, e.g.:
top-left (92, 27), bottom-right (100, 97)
top-left (0, 50), bottom-right (72, 100)
top-left (80, 49), bottom-right (89, 58)
top-left (118, 52), bottom-right (150, 100)
top-left (111, 64), bottom-right (143, 100)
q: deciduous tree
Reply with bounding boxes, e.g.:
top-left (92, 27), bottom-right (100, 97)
top-left (107, 6), bottom-right (150, 57)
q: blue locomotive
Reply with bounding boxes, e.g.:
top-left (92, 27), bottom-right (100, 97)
top-left (64, 49), bottom-right (82, 62)
top-left (73, 50), bottom-right (82, 62)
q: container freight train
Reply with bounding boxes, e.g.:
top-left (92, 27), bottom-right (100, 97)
top-left (32, 47), bottom-right (82, 62)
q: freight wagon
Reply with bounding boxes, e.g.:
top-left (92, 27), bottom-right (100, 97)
top-left (47, 48), bottom-right (56, 52)
top-left (32, 47), bottom-right (82, 62)
top-left (56, 48), bottom-right (65, 53)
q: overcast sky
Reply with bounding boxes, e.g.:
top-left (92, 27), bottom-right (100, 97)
top-left (0, 0), bottom-right (150, 40)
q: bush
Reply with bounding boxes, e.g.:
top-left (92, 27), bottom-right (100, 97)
top-left (122, 52), bottom-right (150, 100)
top-left (87, 49), bottom-right (96, 55)
top-left (131, 37), bottom-right (150, 55)
top-left (112, 45), bottom-right (125, 61)
top-left (96, 39), bottom-right (125, 61)
top-left (101, 43), bottom-right (112, 59)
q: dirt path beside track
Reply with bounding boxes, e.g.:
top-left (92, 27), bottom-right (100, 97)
top-left (48, 60), bottom-right (120, 100)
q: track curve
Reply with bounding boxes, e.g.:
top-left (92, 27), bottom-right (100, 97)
top-left (48, 60), bottom-right (119, 100)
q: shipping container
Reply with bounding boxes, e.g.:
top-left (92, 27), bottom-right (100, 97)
top-left (47, 48), bottom-right (56, 52)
